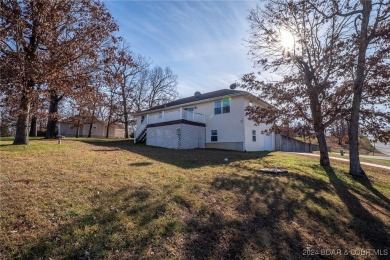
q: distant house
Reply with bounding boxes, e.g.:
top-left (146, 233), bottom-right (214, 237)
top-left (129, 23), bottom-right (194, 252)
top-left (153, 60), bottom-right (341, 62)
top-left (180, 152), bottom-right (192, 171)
top-left (58, 120), bottom-right (125, 138)
top-left (134, 89), bottom-right (276, 151)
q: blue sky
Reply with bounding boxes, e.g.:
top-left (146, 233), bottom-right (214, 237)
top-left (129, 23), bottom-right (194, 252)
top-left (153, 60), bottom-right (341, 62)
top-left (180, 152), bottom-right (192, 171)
top-left (104, 0), bottom-right (257, 97)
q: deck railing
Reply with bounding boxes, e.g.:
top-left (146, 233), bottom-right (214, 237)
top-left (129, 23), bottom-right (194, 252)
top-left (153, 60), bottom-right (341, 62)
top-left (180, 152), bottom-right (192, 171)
top-left (134, 108), bottom-right (206, 142)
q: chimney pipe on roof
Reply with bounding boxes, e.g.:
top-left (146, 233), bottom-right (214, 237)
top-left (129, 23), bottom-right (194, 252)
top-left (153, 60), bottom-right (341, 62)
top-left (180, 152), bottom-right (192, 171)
top-left (194, 91), bottom-right (201, 100)
top-left (230, 83), bottom-right (238, 90)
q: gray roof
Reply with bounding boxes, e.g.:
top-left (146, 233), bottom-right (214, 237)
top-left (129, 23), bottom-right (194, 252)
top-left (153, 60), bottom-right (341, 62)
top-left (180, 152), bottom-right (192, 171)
top-left (141, 89), bottom-right (247, 113)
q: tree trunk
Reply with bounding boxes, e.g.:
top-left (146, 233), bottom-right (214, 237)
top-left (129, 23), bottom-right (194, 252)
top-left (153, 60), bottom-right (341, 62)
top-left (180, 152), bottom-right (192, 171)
top-left (310, 99), bottom-right (330, 166)
top-left (88, 110), bottom-right (95, 138)
top-left (29, 116), bottom-right (37, 137)
top-left (76, 122), bottom-right (80, 138)
top-left (317, 128), bottom-right (330, 166)
top-left (106, 92), bottom-right (114, 139)
top-left (88, 123), bottom-right (93, 138)
top-left (298, 58), bottom-right (330, 166)
top-left (106, 122), bottom-right (110, 138)
top-left (14, 12), bottom-right (37, 145)
top-left (45, 94), bottom-right (61, 139)
top-left (121, 85), bottom-right (129, 138)
top-left (124, 112), bottom-right (129, 138)
top-left (349, 105), bottom-right (365, 176)
top-left (13, 94), bottom-right (31, 145)
top-left (348, 1), bottom-right (371, 178)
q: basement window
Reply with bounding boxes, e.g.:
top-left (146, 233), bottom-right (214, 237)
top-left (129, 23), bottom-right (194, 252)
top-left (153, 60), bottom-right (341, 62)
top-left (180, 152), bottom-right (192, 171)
top-left (211, 130), bottom-right (218, 142)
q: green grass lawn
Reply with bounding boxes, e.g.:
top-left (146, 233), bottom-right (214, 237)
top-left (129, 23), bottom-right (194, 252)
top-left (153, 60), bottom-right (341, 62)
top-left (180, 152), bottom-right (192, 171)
top-left (0, 138), bottom-right (389, 259)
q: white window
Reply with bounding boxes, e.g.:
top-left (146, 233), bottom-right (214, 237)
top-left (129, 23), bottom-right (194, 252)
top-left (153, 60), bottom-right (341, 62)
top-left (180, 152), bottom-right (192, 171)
top-left (252, 130), bottom-right (256, 142)
top-left (211, 130), bottom-right (218, 142)
top-left (214, 99), bottom-right (230, 114)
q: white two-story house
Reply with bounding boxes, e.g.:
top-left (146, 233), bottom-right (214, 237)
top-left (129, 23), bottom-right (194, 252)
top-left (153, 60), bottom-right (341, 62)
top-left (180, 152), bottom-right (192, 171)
top-left (133, 89), bottom-right (275, 151)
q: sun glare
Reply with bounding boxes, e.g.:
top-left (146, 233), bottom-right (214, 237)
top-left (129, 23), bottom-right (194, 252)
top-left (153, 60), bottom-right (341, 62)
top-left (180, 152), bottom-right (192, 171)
top-left (280, 29), bottom-right (295, 50)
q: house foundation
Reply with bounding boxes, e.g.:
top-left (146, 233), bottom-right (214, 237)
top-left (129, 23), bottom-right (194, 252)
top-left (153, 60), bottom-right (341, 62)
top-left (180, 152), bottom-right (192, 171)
top-left (146, 120), bottom-right (206, 149)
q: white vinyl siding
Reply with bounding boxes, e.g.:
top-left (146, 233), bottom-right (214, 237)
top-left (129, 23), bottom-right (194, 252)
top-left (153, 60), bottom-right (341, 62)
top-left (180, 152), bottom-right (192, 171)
top-left (147, 124), bottom-right (205, 149)
top-left (137, 95), bottom-right (277, 151)
top-left (143, 96), bottom-right (245, 146)
top-left (59, 122), bottom-right (124, 138)
top-left (243, 98), bottom-right (275, 151)
top-left (203, 97), bottom-right (244, 147)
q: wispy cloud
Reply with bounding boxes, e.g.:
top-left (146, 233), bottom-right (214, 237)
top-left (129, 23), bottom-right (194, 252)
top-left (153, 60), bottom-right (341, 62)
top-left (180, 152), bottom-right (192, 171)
top-left (105, 0), bottom-right (257, 97)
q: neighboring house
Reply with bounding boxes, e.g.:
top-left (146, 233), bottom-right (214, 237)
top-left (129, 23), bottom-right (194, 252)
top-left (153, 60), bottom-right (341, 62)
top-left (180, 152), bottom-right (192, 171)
top-left (134, 89), bottom-right (276, 151)
top-left (58, 120), bottom-right (125, 138)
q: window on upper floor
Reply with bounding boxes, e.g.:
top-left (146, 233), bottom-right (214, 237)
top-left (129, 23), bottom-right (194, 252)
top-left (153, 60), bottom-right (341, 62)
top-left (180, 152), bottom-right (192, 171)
top-left (211, 130), bottom-right (218, 142)
top-left (252, 130), bottom-right (256, 142)
top-left (214, 98), bottom-right (230, 114)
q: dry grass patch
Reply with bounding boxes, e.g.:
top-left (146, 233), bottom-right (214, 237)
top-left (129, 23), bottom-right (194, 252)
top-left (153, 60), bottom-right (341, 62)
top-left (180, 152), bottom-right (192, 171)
top-left (0, 138), bottom-right (389, 259)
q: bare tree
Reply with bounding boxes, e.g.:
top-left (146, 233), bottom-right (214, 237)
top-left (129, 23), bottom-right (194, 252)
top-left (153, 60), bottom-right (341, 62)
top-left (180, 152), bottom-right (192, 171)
top-left (105, 45), bottom-right (150, 138)
top-left (330, 119), bottom-right (349, 146)
top-left (0, 0), bottom-right (118, 144)
top-left (132, 69), bottom-right (150, 112)
top-left (0, 93), bottom-right (14, 137)
top-left (308, 0), bottom-right (390, 177)
top-left (147, 66), bottom-right (178, 108)
top-left (243, 0), bottom-right (353, 166)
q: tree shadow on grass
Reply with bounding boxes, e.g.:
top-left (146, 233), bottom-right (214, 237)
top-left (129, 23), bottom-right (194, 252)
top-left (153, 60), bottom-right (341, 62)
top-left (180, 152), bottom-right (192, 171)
top-left (15, 164), bottom-right (390, 259)
top-left (0, 144), bottom-right (15, 147)
top-left (184, 171), bottom-right (341, 259)
top-left (129, 162), bottom-right (153, 167)
top-left (357, 177), bottom-right (390, 207)
top-left (183, 166), bottom-right (390, 259)
top-left (80, 139), bottom-right (272, 169)
top-left (321, 166), bottom-right (390, 251)
top-left (20, 186), bottom-right (182, 259)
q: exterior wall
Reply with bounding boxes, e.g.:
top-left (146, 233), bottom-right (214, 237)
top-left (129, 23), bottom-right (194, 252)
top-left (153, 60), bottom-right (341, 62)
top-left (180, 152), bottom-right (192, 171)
top-left (59, 122), bottom-right (79, 137)
top-left (205, 142), bottom-right (243, 151)
top-left (59, 122), bottom-right (124, 138)
top-left (275, 134), bottom-right (319, 152)
top-left (136, 95), bottom-right (278, 152)
top-left (200, 96), bottom-right (245, 148)
top-left (114, 128), bottom-right (125, 138)
top-left (136, 116), bottom-right (142, 129)
top-left (139, 96), bottom-right (246, 151)
top-left (242, 98), bottom-right (276, 152)
top-left (89, 122), bottom-right (106, 137)
top-left (147, 123), bottom-right (205, 149)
